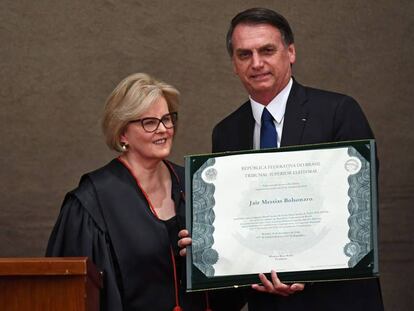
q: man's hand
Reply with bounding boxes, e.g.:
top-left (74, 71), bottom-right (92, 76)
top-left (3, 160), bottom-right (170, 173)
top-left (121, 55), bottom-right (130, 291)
top-left (177, 229), bottom-right (192, 256)
top-left (252, 270), bottom-right (305, 296)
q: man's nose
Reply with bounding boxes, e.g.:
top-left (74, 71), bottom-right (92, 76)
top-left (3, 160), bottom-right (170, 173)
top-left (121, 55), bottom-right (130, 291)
top-left (251, 52), bottom-right (264, 69)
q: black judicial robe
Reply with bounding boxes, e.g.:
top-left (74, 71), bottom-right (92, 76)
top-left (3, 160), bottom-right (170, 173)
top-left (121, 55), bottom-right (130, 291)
top-left (46, 159), bottom-right (207, 311)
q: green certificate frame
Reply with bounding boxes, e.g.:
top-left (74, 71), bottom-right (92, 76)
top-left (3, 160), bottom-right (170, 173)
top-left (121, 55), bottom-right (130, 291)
top-left (185, 140), bottom-right (379, 291)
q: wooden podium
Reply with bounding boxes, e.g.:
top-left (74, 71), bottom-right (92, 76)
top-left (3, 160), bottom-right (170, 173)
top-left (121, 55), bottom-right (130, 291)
top-left (0, 257), bottom-right (103, 311)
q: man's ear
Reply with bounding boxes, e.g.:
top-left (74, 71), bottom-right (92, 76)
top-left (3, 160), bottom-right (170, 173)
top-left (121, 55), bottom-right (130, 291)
top-left (232, 58), bottom-right (239, 76)
top-left (288, 44), bottom-right (296, 65)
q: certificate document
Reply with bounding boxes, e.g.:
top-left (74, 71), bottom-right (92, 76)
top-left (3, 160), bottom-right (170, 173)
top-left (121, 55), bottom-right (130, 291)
top-left (185, 140), bottom-right (379, 291)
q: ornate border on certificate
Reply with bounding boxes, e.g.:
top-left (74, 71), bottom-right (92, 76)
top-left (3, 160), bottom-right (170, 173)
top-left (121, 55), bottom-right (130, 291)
top-left (345, 147), bottom-right (372, 267)
top-left (186, 140), bottom-right (379, 291)
top-left (192, 158), bottom-right (218, 276)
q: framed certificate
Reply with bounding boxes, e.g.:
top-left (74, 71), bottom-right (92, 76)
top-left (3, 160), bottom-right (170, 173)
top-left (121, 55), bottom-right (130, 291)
top-left (185, 140), bottom-right (379, 291)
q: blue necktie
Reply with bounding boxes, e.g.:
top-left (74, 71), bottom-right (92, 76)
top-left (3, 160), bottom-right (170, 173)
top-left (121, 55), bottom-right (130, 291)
top-left (260, 108), bottom-right (278, 149)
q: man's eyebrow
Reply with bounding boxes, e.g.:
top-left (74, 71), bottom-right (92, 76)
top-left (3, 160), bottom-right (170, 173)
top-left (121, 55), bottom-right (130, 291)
top-left (235, 48), bottom-right (252, 54)
top-left (258, 44), bottom-right (277, 51)
top-left (235, 44), bottom-right (277, 53)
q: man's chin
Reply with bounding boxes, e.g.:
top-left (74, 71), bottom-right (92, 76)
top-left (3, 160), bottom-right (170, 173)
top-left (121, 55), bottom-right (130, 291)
top-left (249, 85), bottom-right (274, 95)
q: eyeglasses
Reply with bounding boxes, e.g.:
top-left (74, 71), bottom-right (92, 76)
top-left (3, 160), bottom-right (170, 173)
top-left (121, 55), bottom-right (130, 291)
top-left (130, 112), bottom-right (178, 133)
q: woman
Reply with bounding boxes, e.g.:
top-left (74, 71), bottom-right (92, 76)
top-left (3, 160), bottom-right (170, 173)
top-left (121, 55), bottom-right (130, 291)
top-left (46, 73), bottom-right (210, 311)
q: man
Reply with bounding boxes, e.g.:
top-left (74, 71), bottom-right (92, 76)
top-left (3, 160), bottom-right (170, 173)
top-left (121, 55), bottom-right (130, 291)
top-left (212, 7), bottom-right (384, 311)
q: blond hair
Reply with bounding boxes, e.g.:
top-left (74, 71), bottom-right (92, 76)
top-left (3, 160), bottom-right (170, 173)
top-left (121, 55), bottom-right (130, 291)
top-left (102, 73), bottom-right (179, 152)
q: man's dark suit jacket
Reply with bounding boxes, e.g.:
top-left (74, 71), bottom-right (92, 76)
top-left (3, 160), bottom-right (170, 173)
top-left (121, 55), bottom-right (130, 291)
top-left (211, 80), bottom-right (384, 311)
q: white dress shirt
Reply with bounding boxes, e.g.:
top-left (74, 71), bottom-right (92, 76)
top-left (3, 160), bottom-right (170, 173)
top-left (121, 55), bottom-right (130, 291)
top-left (250, 78), bottom-right (293, 149)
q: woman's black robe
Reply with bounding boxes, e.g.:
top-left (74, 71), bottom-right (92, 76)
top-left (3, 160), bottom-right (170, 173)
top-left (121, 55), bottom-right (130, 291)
top-left (46, 159), bottom-right (207, 311)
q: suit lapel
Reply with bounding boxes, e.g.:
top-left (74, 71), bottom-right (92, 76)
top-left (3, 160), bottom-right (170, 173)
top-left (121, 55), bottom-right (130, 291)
top-left (281, 80), bottom-right (308, 147)
top-left (238, 101), bottom-right (255, 150)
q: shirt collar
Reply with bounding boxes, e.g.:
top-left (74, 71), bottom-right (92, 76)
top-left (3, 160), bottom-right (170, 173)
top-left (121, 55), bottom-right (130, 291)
top-left (250, 78), bottom-right (293, 125)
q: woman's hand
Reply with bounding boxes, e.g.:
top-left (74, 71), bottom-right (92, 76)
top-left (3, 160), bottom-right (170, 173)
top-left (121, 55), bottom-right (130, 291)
top-left (252, 270), bottom-right (305, 296)
top-left (177, 229), bottom-right (192, 256)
